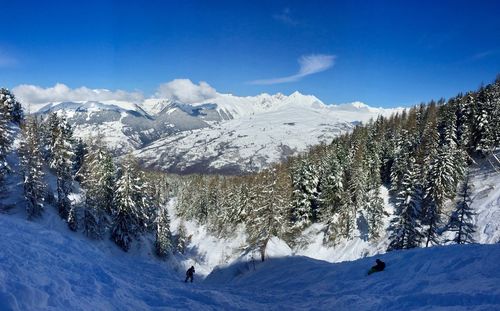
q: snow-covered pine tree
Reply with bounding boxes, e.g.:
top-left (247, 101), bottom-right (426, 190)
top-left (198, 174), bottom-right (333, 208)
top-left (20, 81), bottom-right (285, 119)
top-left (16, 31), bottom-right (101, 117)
top-left (110, 155), bottom-right (148, 251)
top-left (363, 128), bottom-right (386, 240)
top-left (388, 156), bottom-right (423, 250)
top-left (275, 163), bottom-right (294, 241)
top-left (471, 85), bottom-right (497, 154)
top-left (365, 186), bottom-right (385, 240)
top-left (446, 172), bottom-right (476, 244)
top-left (422, 145), bottom-right (458, 247)
top-left (455, 94), bottom-right (473, 149)
top-left (72, 138), bottom-right (87, 180)
top-left (142, 176), bottom-right (161, 232)
top-left (390, 129), bottom-right (417, 194)
top-left (224, 179), bottom-right (249, 228)
top-left (155, 206), bottom-right (173, 258)
top-left (319, 149), bottom-right (343, 213)
top-left (347, 139), bottom-right (369, 235)
top-left (176, 221), bottom-right (188, 254)
top-left (246, 168), bottom-right (290, 261)
top-left (49, 114), bottom-right (75, 228)
top-left (19, 116), bottom-right (47, 219)
top-left (491, 77), bottom-right (500, 148)
top-left (0, 106), bottom-right (13, 191)
top-left (206, 177), bottom-right (227, 236)
top-left (80, 140), bottom-right (115, 239)
top-left (0, 88), bottom-right (23, 124)
top-left (211, 177), bottom-right (244, 238)
top-left (290, 158), bottom-right (319, 230)
top-left (177, 175), bottom-right (209, 225)
top-left (319, 151), bottom-right (344, 244)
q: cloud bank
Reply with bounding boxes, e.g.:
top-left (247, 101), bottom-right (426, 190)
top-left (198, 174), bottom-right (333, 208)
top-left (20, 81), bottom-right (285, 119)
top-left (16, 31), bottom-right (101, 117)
top-left (155, 79), bottom-right (218, 103)
top-left (250, 54), bottom-right (336, 85)
top-left (12, 83), bottom-right (145, 108)
top-left (13, 79), bottom-right (220, 109)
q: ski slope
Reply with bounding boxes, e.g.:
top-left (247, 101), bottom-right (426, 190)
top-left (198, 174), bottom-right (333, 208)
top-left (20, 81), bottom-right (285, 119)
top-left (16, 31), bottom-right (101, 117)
top-left (1, 212), bottom-right (500, 311)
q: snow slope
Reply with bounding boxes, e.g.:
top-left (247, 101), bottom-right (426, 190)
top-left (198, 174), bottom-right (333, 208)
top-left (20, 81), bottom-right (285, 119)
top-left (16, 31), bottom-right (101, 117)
top-left (1, 212), bottom-right (500, 311)
top-left (206, 244), bottom-right (500, 311)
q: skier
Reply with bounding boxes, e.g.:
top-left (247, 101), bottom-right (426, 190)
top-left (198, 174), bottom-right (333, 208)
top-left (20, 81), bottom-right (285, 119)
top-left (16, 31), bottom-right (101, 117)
top-left (185, 266), bottom-right (195, 283)
top-left (367, 259), bottom-right (385, 275)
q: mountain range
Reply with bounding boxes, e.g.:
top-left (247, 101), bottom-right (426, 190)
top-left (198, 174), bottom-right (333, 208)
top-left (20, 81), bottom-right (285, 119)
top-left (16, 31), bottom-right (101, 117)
top-left (33, 92), bottom-right (404, 174)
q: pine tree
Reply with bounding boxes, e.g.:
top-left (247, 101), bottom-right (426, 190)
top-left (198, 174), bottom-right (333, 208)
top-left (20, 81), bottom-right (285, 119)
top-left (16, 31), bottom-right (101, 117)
top-left (0, 107), bottom-right (13, 191)
top-left (67, 206), bottom-right (78, 231)
top-left (422, 145), bottom-right (458, 247)
top-left (80, 140), bottom-right (115, 239)
top-left (471, 85), bottom-right (498, 154)
top-left (110, 155), bottom-right (148, 251)
top-left (388, 156), bottom-right (423, 250)
top-left (155, 206), bottom-right (173, 258)
top-left (347, 142), bottom-right (369, 237)
top-left (246, 168), bottom-right (290, 261)
top-left (73, 138), bottom-right (87, 179)
top-left (319, 152), bottom-right (344, 244)
top-left (19, 116), bottom-right (47, 219)
top-left (291, 159), bottom-right (319, 230)
top-left (0, 88), bottom-right (23, 124)
top-left (48, 114), bottom-right (75, 226)
top-left (176, 221), bottom-right (188, 254)
top-left (446, 172), bottom-right (476, 244)
top-left (365, 186), bottom-right (385, 240)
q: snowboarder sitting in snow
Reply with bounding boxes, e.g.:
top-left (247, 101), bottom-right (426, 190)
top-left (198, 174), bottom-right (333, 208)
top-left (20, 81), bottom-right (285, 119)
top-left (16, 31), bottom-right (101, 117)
top-left (185, 266), bottom-right (195, 283)
top-left (368, 259), bottom-right (385, 275)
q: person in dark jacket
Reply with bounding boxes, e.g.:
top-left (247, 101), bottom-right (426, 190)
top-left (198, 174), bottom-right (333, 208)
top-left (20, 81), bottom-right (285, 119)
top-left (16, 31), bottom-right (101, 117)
top-left (185, 266), bottom-right (195, 283)
top-left (368, 259), bottom-right (385, 275)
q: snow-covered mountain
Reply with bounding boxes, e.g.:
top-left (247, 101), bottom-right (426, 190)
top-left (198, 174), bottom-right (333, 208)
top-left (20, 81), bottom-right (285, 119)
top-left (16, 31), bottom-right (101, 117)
top-left (34, 92), bottom-right (404, 174)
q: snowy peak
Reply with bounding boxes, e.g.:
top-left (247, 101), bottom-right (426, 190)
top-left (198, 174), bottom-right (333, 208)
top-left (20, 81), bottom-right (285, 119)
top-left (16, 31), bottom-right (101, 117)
top-left (140, 98), bottom-right (173, 115)
top-left (328, 101), bottom-right (406, 123)
top-left (37, 100), bottom-right (147, 116)
top-left (140, 91), bottom-right (327, 119)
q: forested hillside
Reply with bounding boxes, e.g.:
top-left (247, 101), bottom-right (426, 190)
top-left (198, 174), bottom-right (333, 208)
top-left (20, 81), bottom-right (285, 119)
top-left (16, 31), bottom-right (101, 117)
top-left (1, 77), bottom-right (499, 262)
top-left (175, 77), bottom-right (500, 260)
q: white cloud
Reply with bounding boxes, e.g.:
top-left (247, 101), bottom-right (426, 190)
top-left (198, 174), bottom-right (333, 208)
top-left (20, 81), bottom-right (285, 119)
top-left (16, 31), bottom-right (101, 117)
top-left (250, 54), bottom-right (336, 85)
top-left (12, 80), bottom-right (219, 110)
top-left (12, 83), bottom-right (144, 108)
top-left (471, 49), bottom-right (500, 61)
top-left (273, 8), bottom-right (298, 26)
top-left (155, 79), bottom-right (218, 103)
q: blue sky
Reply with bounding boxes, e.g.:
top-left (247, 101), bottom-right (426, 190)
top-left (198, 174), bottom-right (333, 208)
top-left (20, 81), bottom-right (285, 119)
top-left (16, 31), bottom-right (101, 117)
top-left (1, 0), bottom-right (499, 107)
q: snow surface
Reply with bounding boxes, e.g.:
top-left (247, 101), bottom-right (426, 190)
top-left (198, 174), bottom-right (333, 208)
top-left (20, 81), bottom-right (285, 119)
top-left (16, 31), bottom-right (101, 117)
top-left (1, 212), bottom-right (500, 311)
